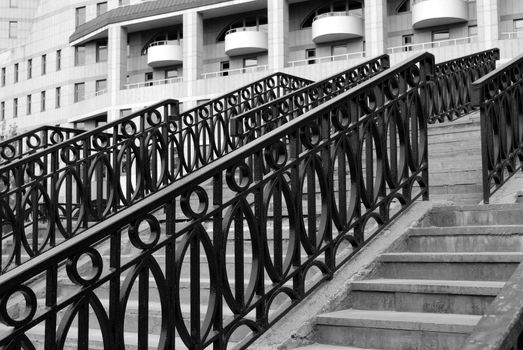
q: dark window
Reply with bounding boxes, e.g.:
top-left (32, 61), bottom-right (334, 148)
top-left (96, 79), bottom-right (107, 94)
top-left (403, 34), bottom-right (413, 51)
top-left (120, 109), bottom-right (132, 118)
top-left (41, 54), bottom-right (46, 75)
top-left (468, 25), bottom-right (478, 37)
top-left (27, 59), bottom-right (32, 79)
top-left (56, 50), bottom-right (62, 71)
top-left (397, 0), bottom-right (410, 13)
top-left (55, 87), bottom-right (61, 108)
top-left (306, 48), bottom-right (316, 64)
top-left (9, 21), bottom-right (17, 38)
top-left (97, 2), bottom-right (108, 16)
top-left (145, 72), bottom-right (153, 86)
top-left (74, 82), bottom-right (85, 102)
top-left (96, 41), bottom-right (108, 62)
top-left (13, 98), bottom-right (17, 118)
top-left (75, 7), bottom-right (86, 28)
top-left (41, 91), bottom-right (46, 111)
top-left (0, 102), bottom-right (5, 120)
top-left (26, 94), bottom-right (31, 115)
top-left (220, 61), bottom-right (230, 76)
top-left (1, 67), bottom-right (5, 87)
top-left (14, 63), bottom-right (18, 83)
top-left (75, 46), bottom-right (86, 66)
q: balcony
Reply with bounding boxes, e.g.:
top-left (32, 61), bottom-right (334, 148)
top-left (224, 27), bottom-right (268, 56)
top-left (412, 0), bottom-right (468, 29)
top-left (147, 41), bottom-right (183, 68)
top-left (312, 12), bottom-right (363, 44)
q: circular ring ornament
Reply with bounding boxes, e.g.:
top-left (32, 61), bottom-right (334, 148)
top-left (0, 144), bottom-right (16, 160)
top-left (121, 121), bottom-right (137, 137)
top-left (128, 214), bottom-right (161, 250)
top-left (60, 145), bottom-right (80, 165)
top-left (92, 134), bottom-right (110, 150)
top-left (146, 110), bottom-right (162, 126)
top-left (50, 130), bottom-right (64, 144)
top-left (226, 162), bottom-right (251, 192)
top-left (264, 141), bottom-right (287, 170)
top-left (301, 123), bottom-right (321, 149)
top-left (0, 285), bottom-right (37, 327)
top-left (26, 134), bottom-right (41, 149)
top-left (180, 186), bottom-right (209, 219)
top-left (66, 247), bottom-right (103, 286)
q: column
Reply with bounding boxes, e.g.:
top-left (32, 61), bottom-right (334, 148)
top-left (268, 0), bottom-right (289, 71)
top-left (183, 11), bottom-right (204, 111)
top-left (477, 0), bottom-right (499, 50)
top-left (364, 0), bottom-right (387, 58)
top-left (107, 25), bottom-right (127, 122)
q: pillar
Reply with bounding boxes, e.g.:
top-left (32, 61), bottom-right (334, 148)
top-left (183, 11), bottom-right (204, 111)
top-left (477, 0), bottom-right (499, 50)
top-left (107, 25), bottom-right (127, 122)
top-left (364, 0), bottom-right (387, 57)
top-left (268, 0), bottom-right (289, 71)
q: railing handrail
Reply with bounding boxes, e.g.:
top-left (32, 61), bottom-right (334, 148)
top-left (201, 65), bottom-right (269, 79)
top-left (436, 48), bottom-right (499, 68)
top-left (0, 99), bottom-right (178, 174)
top-left (313, 10), bottom-right (363, 21)
top-left (225, 26), bottom-right (266, 35)
top-left (471, 53), bottom-right (522, 93)
top-left (147, 40), bottom-right (181, 49)
top-left (288, 51), bottom-right (366, 67)
top-left (0, 125), bottom-right (82, 150)
top-left (124, 77), bottom-right (183, 89)
top-left (0, 51), bottom-right (433, 291)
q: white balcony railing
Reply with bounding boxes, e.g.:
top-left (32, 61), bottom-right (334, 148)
top-left (201, 65), bottom-right (269, 79)
top-left (386, 36), bottom-right (477, 54)
top-left (147, 40), bottom-right (183, 67)
top-left (288, 51), bottom-right (366, 67)
top-left (501, 31), bottom-right (523, 39)
top-left (312, 11), bottom-right (364, 43)
top-left (124, 77), bottom-right (183, 90)
top-left (224, 27), bottom-right (268, 56)
top-left (411, 0), bottom-right (468, 29)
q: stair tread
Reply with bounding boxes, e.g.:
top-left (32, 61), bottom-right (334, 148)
top-left (409, 225), bottom-right (523, 236)
top-left (316, 309), bottom-right (481, 333)
top-left (379, 252), bottom-right (523, 262)
top-left (351, 278), bottom-right (504, 295)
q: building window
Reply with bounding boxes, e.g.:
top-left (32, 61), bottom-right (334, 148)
top-left (432, 30), bottom-right (450, 42)
top-left (165, 69), bottom-right (178, 81)
top-left (41, 54), bottom-right (46, 75)
top-left (514, 19), bottom-right (523, 38)
top-left (468, 25), bottom-right (478, 37)
top-left (26, 95), bottom-right (31, 115)
top-left (13, 98), bottom-right (18, 118)
top-left (331, 45), bottom-right (347, 60)
top-left (220, 61), bottom-right (230, 76)
top-left (56, 50), bottom-right (62, 71)
top-left (120, 109), bottom-right (132, 118)
top-left (27, 59), bottom-right (32, 79)
top-left (95, 79), bottom-right (107, 95)
top-left (403, 34), bottom-right (413, 51)
top-left (96, 41), bottom-right (108, 62)
top-left (41, 91), bottom-right (46, 111)
top-left (145, 72), bottom-right (153, 86)
top-left (55, 87), bottom-right (61, 108)
top-left (243, 57), bottom-right (258, 72)
top-left (75, 7), bottom-right (86, 28)
top-left (306, 48), bottom-right (316, 64)
top-left (14, 63), bottom-right (18, 83)
top-left (1, 67), bottom-right (5, 87)
top-left (9, 21), bottom-right (17, 38)
top-left (9, 0), bottom-right (18, 8)
top-left (74, 82), bottom-right (85, 102)
top-left (0, 102), bottom-right (4, 121)
top-left (97, 2), bottom-right (108, 16)
top-left (397, 0), bottom-right (410, 13)
top-left (75, 46), bottom-right (86, 66)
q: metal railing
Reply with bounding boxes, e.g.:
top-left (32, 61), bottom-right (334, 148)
top-left (201, 65), bottom-right (269, 79)
top-left (387, 36), bottom-right (478, 54)
top-left (0, 125), bottom-right (84, 166)
top-left (0, 72), bottom-right (311, 273)
top-left (428, 48), bottom-right (499, 123)
top-left (124, 77), bottom-right (183, 89)
top-left (0, 51), bottom-right (433, 350)
top-left (313, 11), bottom-right (363, 21)
top-left (225, 26), bottom-right (266, 35)
top-left (472, 53), bottom-right (523, 204)
top-left (288, 51), bottom-right (366, 67)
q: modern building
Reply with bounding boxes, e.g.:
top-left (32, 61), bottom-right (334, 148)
top-left (0, 0), bottom-right (520, 134)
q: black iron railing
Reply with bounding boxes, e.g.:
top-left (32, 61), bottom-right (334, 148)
top-left (0, 126), bottom-right (84, 166)
top-left (472, 53), bottom-right (523, 204)
top-left (0, 52), bottom-right (433, 350)
top-left (429, 48), bottom-right (499, 124)
top-left (232, 55), bottom-right (390, 139)
top-left (0, 73), bottom-right (311, 273)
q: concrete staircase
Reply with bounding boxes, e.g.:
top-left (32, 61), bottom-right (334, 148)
top-left (428, 112), bottom-right (483, 205)
top-left (294, 204), bottom-right (523, 350)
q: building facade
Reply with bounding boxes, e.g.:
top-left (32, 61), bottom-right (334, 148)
top-left (0, 0), bottom-right (519, 133)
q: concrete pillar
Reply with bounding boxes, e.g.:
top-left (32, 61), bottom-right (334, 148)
top-left (268, 0), bottom-right (289, 71)
top-left (107, 25), bottom-right (127, 122)
top-left (364, 0), bottom-right (387, 58)
top-left (183, 11), bottom-right (204, 111)
top-left (477, 0), bottom-right (499, 50)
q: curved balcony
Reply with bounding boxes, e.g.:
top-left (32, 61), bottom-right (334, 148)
top-left (224, 27), bottom-right (268, 56)
top-left (147, 41), bottom-right (183, 68)
top-left (312, 12), bottom-right (363, 44)
top-left (412, 0), bottom-right (468, 29)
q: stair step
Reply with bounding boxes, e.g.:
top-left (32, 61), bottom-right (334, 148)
top-left (420, 204), bottom-right (523, 227)
top-left (296, 345), bottom-right (378, 350)
top-left (380, 252), bottom-right (523, 263)
top-left (348, 278), bottom-right (500, 315)
top-left (315, 309), bottom-right (480, 349)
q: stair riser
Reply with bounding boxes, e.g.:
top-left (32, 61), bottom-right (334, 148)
top-left (316, 325), bottom-right (470, 350)
top-left (348, 290), bottom-right (495, 315)
top-left (375, 262), bottom-right (518, 281)
top-left (407, 235), bottom-right (523, 252)
top-left (420, 210), bottom-right (523, 227)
